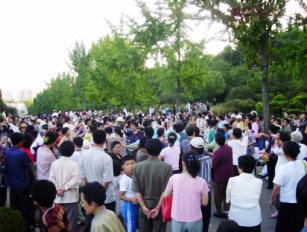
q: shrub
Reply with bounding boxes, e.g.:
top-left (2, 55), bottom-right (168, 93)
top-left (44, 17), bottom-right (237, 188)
top-left (212, 98), bottom-right (256, 114)
top-left (0, 207), bottom-right (26, 232)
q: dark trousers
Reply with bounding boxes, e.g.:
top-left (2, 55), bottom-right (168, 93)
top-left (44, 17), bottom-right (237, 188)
top-left (201, 191), bottom-right (211, 232)
top-left (10, 187), bottom-right (34, 229)
top-left (85, 201), bottom-right (116, 232)
top-left (138, 208), bottom-right (166, 232)
top-left (213, 182), bottom-right (229, 214)
top-left (239, 224), bottom-right (261, 232)
top-left (275, 202), bottom-right (304, 232)
top-left (0, 186), bottom-right (6, 206)
top-left (267, 156), bottom-right (277, 189)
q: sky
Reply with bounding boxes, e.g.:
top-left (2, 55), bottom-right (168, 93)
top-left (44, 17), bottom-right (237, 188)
top-left (0, 0), bottom-right (301, 99)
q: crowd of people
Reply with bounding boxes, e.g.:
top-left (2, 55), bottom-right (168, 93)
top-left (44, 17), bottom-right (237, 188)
top-left (0, 108), bottom-right (306, 232)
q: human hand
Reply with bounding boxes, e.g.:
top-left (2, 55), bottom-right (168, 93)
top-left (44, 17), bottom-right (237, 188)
top-left (57, 189), bottom-right (65, 197)
top-left (142, 206), bottom-right (151, 219)
top-left (269, 199), bottom-right (274, 209)
top-left (149, 207), bottom-right (160, 219)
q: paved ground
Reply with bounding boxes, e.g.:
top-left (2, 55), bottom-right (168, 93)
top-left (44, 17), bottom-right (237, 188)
top-left (78, 174), bottom-right (276, 232)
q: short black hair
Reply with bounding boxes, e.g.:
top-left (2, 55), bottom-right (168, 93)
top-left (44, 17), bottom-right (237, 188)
top-left (144, 127), bottom-right (154, 138)
top-left (182, 151), bottom-right (200, 178)
top-left (283, 141), bottom-right (300, 160)
top-left (145, 139), bottom-right (162, 156)
top-left (59, 141), bottom-right (74, 157)
top-left (62, 127), bottom-right (69, 135)
top-left (81, 182), bottom-right (106, 206)
top-left (233, 128), bottom-right (242, 139)
top-left (114, 126), bottom-right (124, 137)
top-left (296, 175), bottom-right (307, 218)
top-left (131, 121), bottom-right (138, 128)
top-left (279, 131), bottom-right (290, 142)
top-left (73, 136), bottom-right (83, 148)
top-left (238, 155), bottom-right (256, 174)
top-left (185, 126), bottom-right (195, 137)
top-left (44, 131), bottom-right (58, 145)
top-left (215, 132), bottom-right (226, 146)
top-left (23, 133), bottom-right (34, 148)
top-left (269, 124), bottom-right (279, 134)
top-left (92, 130), bottom-right (106, 145)
top-left (173, 123), bottom-right (184, 133)
top-left (139, 136), bottom-right (150, 149)
top-left (110, 141), bottom-right (121, 150)
top-left (216, 220), bottom-right (240, 232)
top-left (31, 180), bottom-right (56, 207)
top-left (121, 155), bottom-right (136, 165)
top-left (193, 126), bottom-right (200, 137)
top-left (210, 120), bottom-right (218, 127)
top-left (10, 132), bottom-right (24, 146)
top-left (157, 128), bottom-right (165, 137)
top-left (105, 127), bottom-right (113, 134)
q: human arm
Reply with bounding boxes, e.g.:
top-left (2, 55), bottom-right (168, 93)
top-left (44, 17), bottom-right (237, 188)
top-left (135, 192), bottom-right (150, 218)
top-left (119, 191), bottom-right (138, 204)
top-left (269, 184), bottom-right (281, 208)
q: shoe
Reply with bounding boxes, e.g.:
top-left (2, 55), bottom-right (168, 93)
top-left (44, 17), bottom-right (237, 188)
top-left (213, 212), bottom-right (228, 219)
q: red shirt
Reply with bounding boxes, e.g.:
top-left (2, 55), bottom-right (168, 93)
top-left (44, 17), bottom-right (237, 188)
top-left (20, 147), bottom-right (35, 163)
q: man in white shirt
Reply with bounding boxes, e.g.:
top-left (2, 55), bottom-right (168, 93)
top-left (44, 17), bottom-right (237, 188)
top-left (81, 129), bottom-right (115, 232)
top-left (49, 140), bottom-right (79, 232)
top-left (228, 128), bottom-right (248, 176)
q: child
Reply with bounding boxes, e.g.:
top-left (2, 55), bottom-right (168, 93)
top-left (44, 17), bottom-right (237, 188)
top-left (119, 155), bottom-right (139, 232)
top-left (31, 179), bottom-right (70, 232)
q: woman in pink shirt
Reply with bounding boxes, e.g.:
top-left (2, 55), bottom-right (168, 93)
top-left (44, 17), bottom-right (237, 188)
top-left (164, 151), bottom-right (209, 232)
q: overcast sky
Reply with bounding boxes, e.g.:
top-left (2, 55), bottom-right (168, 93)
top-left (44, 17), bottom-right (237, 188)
top-left (0, 0), bottom-right (300, 98)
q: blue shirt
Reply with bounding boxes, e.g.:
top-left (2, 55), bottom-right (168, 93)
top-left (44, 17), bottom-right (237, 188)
top-left (4, 147), bottom-right (31, 188)
top-left (302, 226), bottom-right (307, 232)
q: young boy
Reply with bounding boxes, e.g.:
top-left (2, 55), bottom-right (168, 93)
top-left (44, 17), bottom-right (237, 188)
top-left (31, 179), bottom-right (70, 232)
top-left (119, 155), bottom-right (139, 232)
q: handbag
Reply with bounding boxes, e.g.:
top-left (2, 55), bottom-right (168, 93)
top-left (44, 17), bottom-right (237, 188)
top-left (161, 195), bottom-right (172, 222)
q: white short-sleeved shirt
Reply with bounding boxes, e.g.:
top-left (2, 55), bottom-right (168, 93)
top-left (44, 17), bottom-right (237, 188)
top-left (273, 160), bottom-right (307, 203)
top-left (160, 145), bottom-right (180, 171)
top-left (81, 147), bottom-right (114, 203)
top-left (228, 137), bottom-right (248, 166)
top-left (119, 173), bottom-right (135, 198)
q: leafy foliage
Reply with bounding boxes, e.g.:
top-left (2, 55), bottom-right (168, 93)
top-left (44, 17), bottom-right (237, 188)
top-left (0, 207), bottom-right (26, 232)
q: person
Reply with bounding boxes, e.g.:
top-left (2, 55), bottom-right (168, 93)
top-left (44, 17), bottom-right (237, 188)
top-left (36, 131), bottom-right (57, 180)
top-left (132, 138), bottom-right (173, 232)
top-left (159, 132), bottom-right (181, 174)
top-left (107, 126), bottom-right (127, 156)
top-left (21, 133), bottom-right (35, 163)
top-left (31, 179), bottom-right (70, 232)
top-left (108, 140), bottom-right (123, 216)
top-left (71, 136), bottom-right (86, 226)
top-left (81, 182), bottom-right (125, 232)
top-left (226, 155), bottom-right (262, 232)
top-left (119, 155), bottom-right (139, 232)
top-left (270, 141), bottom-right (306, 232)
top-left (216, 220), bottom-right (240, 232)
top-left (296, 175), bottom-right (307, 232)
top-left (228, 128), bottom-right (248, 176)
top-left (164, 151), bottom-right (209, 231)
top-left (136, 136), bottom-right (150, 162)
top-left (58, 127), bottom-right (72, 147)
top-left (190, 136), bottom-right (212, 232)
top-left (291, 131), bottom-right (307, 160)
top-left (4, 132), bottom-right (34, 229)
top-left (80, 130), bottom-right (115, 232)
top-left (208, 120), bottom-right (218, 143)
top-left (49, 141), bottom-right (79, 232)
top-left (212, 132), bottom-right (233, 218)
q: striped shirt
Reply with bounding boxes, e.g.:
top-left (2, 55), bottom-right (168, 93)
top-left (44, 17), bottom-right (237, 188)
top-left (197, 154), bottom-right (212, 189)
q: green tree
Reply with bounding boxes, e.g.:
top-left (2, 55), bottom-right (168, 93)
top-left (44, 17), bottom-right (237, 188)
top-left (85, 34), bottom-right (157, 110)
top-left (193, 0), bottom-right (305, 132)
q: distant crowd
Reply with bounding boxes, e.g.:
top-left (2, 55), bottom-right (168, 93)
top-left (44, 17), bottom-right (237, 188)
top-left (0, 108), bottom-right (306, 232)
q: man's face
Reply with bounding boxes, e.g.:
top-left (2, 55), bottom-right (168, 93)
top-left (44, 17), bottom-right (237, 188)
top-left (81, 193), bottom-right (95, 215)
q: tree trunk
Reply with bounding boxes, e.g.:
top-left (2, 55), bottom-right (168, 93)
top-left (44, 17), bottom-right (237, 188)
top-left (260, 39), bottom-right (270, 133)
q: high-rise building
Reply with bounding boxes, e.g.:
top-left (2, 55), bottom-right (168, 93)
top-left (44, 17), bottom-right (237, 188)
top-left (18, 89), bottom-right (33, 101)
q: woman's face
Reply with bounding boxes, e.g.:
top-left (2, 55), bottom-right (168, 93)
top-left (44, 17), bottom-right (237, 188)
top-left (112, 144), bottom-right (122, 155)
top-left (81, 193), bottom-right (94, 215)
top-left (131, 124), bottom-right (137, 131)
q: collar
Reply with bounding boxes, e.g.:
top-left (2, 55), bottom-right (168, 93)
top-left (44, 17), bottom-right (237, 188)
top-left (147, 157), bottom-right (159, 161)
top-left (94, 206), bottom-right (107, 217)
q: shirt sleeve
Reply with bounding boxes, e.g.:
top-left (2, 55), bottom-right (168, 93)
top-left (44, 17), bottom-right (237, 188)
top-left (165, 176), bottom-right (173, 192)
top-left (163, 164), bottom-right (173, 190)
top-left (273, 165), bottom-right (285, 186)
top-left (64, 163), bottom-right (79, 190)
top-left (226, 177), bottom-right (234, 203)
top-left (132, 165), bottom-right (141, 192)
top-left (119, 176), bottom-right (128, 192)
top-left (102, 157), bottom-right (114, 183)
top-left (200, 179), bottom-right (209, 195)
top-left (160, 148), bottom-right (166, 158)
